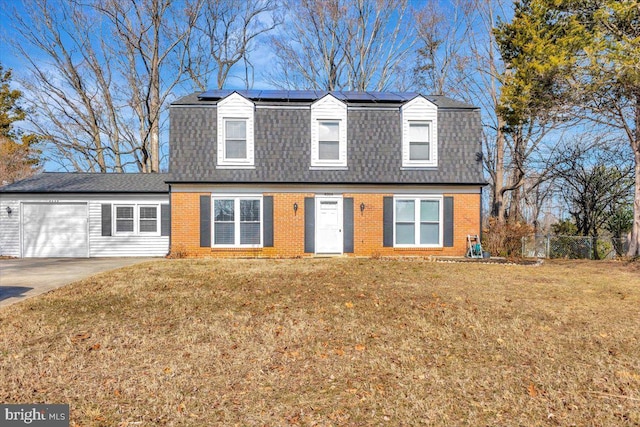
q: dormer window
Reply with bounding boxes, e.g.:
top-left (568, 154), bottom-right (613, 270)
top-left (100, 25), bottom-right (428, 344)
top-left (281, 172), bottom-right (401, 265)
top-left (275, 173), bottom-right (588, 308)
top-left (402, 96), bottom-right (438, 168)
top-left (311, 95), bottom-right (347, 168)
top-left (318, 121), bottom-right (340, 160)
top-left (217, 93), bottom-right (255, 168)
top-left (409, 121), bottom-right (431, 161)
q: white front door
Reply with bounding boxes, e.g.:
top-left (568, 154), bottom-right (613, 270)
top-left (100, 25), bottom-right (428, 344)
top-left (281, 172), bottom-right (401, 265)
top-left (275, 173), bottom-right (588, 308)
top-left (315, 196), bottom-right (343, 254)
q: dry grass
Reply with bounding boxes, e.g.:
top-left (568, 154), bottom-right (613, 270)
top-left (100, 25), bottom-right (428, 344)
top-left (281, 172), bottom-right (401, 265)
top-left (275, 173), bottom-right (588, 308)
top-left (1, 259), bottom-right (639, 426)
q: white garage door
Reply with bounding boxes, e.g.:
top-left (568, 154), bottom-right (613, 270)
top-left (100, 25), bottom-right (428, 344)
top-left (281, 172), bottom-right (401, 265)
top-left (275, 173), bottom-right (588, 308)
top-left (22, 203), bottom-right (89, 257)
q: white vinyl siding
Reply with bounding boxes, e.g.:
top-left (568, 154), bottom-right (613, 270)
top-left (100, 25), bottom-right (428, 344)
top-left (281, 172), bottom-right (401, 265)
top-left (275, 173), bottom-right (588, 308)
top-left (394, 196), bottom-right (443, 247)
top-left (212, 196), bottom-right (262, 248)
top-left (0, 197), bottom-right (21, 257)
top-left (401, 96), bottom-right (438, 168)
top-left (217, 93), bottom-right (255, 167)
top-left (0, 194), bottom-right (168, 258)
top-left (311, 95), bottom-right (347, 168)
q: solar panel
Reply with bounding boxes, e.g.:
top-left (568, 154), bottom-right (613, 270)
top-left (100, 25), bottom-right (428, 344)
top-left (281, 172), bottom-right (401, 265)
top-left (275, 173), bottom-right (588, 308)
top-left (340, 91), bottom-right (376, 101)
top-left (198, 89), bottom-right (232, 99)
top-left (372, 92), bottom-right (405, 102)
top-left (284, 90), bottom-right (320, 100)
top-left (393, 92), bottom-right (420, 101)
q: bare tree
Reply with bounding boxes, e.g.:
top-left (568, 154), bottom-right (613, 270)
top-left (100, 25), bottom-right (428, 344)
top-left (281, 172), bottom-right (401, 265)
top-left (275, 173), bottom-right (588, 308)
top-left (268, 0), bottom-right (415, 91)
top-left (186, 0), bottom-right (281, 90)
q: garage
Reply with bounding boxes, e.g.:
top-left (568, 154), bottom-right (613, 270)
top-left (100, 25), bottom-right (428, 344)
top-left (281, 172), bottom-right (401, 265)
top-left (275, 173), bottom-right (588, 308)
top-left (22, 202), bottom-right (89, 257)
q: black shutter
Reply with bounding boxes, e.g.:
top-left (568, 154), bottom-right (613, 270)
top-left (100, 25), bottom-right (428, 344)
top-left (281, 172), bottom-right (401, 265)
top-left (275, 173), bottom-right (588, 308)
top-left (263, 196), bottom-right (274, 247)
top-left (304, 197), bottom-right (315, 253)
top-left (101, 204), bottom-right (112, 236)
top-left (200, 195), bottom-right (211, 247)
top-left (343, 198), bottom-right (354, 253)
top-left (383, 196), bottom-right (393, 247)
top-left (443, 196), bottom-right (454, 247)
top-left (161, 204), bottom-right (170, 237)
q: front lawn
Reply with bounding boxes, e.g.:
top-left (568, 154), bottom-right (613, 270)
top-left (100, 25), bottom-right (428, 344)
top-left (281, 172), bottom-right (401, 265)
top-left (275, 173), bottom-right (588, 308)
top-left (1, 259), bottom-right (638, 426)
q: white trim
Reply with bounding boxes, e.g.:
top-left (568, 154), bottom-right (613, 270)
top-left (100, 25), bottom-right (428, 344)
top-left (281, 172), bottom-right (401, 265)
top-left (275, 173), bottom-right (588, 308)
top-left (401, 96), bottom-right (438, 168)
top-left (171, 183), bottom-right (483, 194)
top-left (217, 93), bottom-right (255, 167)
top-left (393, 195), bottom-right (443, 248)
top-left (113, 203), bottom-right (161, 237)
top-left (310, 95), bottom-right (348, 168)
top-left (211, 194), bottom-right (263, 248)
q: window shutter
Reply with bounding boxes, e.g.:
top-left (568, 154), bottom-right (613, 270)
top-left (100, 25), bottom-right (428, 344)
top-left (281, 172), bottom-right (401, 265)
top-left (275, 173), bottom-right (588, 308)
top-left (263, 196), bottom-right (274, 247)
top-left (161, 204), bottom-right (171, 237)
top-left (383, 197), bottom-right (393, 247)
top-left (101, 204), bottom-right (112, 236)
top-left (304, 197), bottom-right (315, 253)
top-left (343, 198), bottom-right (354, 253)
top-left (443, 196), bottom-right (454, 247)
top-left (200, 195), bottom-right (211, 247)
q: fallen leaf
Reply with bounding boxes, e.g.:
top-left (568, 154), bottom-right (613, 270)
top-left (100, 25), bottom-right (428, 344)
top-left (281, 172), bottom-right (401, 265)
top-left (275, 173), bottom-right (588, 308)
top-left (354, 344), bottom-right (366, 351)
top-left (345, 302), bottom-right (354, 308)
top-left (528, 382), bottom-right (538, 397)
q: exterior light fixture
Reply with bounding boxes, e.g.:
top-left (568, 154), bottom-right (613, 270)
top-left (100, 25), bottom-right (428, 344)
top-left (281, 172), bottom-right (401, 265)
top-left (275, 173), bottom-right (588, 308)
top-left (6, 206), bottom-right (11, 215)
top-left (360, 202), bottom-right (365, 213)
top-left (293, 202), bottom-right (298, 214)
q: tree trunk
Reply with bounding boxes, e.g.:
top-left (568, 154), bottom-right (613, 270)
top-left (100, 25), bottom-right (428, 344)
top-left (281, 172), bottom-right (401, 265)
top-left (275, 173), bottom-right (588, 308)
top-left (628, 95), bottom-right (640, 256)
top-left (492, 115), bottom-right (506, 221)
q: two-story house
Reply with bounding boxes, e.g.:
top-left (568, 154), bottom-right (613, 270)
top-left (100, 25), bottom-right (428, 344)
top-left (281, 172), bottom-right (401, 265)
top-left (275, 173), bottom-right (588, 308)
top-left (0, 90), bottom-right (484, 259)
top-left (168, 90), bottom-right (485, 258)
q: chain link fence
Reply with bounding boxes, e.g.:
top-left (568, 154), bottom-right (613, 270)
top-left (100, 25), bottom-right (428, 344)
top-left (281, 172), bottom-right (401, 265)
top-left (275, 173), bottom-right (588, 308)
top-left (522, 235), bottom-right (629, 259)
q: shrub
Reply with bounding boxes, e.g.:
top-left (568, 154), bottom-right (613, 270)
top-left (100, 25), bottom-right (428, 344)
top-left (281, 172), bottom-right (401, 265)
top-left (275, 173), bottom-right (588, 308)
top-left (482, 218), bottom-right (533, 257)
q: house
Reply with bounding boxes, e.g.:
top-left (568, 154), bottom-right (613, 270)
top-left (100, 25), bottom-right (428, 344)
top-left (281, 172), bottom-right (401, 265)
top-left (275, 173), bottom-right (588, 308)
top-left (0, 173), bottom-right (169, 257)
top-left (168, 90), bottom-right (484, 258)
top-left (0, 90), bottom-right (484, 259)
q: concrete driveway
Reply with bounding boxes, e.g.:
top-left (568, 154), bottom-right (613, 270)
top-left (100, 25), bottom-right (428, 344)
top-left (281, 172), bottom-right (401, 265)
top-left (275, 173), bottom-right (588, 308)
top-left (0, 258), bottom-right (161, 308)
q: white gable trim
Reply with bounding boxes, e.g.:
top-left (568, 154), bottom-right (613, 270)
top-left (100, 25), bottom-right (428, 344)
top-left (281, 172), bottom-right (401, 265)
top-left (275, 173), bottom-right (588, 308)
top-left (401, 95), bottom-right (438, 168)
top-left (310, 94), bottom-right (348, 168)
top-left (217, 92), bottom-right (255, 167)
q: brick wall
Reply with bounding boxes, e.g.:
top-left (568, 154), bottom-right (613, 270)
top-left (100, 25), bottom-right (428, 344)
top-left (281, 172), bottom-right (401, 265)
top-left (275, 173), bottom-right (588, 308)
top-left (170, 191), bottom-right (480, 258)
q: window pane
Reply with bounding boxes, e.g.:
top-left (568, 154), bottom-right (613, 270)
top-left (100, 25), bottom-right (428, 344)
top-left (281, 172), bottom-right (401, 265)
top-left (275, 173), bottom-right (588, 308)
top-left (240, 223), bottom-right (260, 244)
top-left (319, 121), bottom-right (339, 141)
top-left (396, 223), bottom-right (415, 244)
top-left (116, 219), bottom-right (134, 233)
top-left (410, 142), bottom-right (430, 160)
top-left (226, 120), bottom-right (246, 139)
top-left (421, 200), bottom-right (439, 221)
top-left (214, 200), bottom-right (234, 222)
top-left (116, 206), bottom-right (133, 219)
top-left (226, 139), bottom-right (247, 159)
top-left (140, 219), bottom-right (157, 233)
top-left (140, 206), bottom-right (157, 219)
top-left (420, 223), bottom-right (439, 244)
top-left (214, 223), bottom-right (234, 244)
top-left (409, 122), bottom-right (429, 142)
top-left (395, 200), bottom-right (415, 222)
top-left (240, 200), bottom-right (260, 222)
top-left (319, 141), bottom-right (340, 160)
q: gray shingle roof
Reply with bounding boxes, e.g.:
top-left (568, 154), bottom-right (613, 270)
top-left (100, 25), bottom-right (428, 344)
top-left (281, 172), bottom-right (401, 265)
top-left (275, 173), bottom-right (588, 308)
top-left (169, 105), bottom-right (486, 185)
top-left (0, 173), bottom-right (169, 193)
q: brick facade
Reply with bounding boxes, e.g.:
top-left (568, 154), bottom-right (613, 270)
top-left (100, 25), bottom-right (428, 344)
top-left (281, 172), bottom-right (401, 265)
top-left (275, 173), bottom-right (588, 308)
top-left (170, 191), bottom-right (480, 258)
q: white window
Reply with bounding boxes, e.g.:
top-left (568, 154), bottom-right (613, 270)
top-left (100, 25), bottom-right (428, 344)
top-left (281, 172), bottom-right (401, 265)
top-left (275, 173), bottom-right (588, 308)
top-left (311, 95), bottom-right (347, 168)
top-left (401, 96), bottom-right (438, 167)
top-left (114, 204), bottom-right (159, 235)
top-left (217, 93), bottom-right (255, 167)
top-left (213, 197), bottom-right (262, 247)
top-left (409, 121), bottom-right (430, 161)
top-left (115, 205), bottom-right (134, 233)
top-left (394, 197), bottom-right (442, 247)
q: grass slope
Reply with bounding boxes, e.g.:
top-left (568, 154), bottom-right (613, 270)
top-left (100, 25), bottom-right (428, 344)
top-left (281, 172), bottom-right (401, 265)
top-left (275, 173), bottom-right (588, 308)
top-left (1, 259), bottom-right (639, 426)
